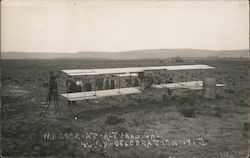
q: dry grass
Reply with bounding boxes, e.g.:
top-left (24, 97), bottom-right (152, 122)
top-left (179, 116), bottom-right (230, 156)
top-left (1, 59), bottom-right (249, 157)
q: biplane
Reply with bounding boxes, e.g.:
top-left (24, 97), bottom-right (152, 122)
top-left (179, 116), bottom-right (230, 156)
top-left (60, 64), bottom-right (225, 102)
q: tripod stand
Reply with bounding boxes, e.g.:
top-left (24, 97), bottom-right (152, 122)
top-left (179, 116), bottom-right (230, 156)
top-left (41, 89), bottom-right (61, 118)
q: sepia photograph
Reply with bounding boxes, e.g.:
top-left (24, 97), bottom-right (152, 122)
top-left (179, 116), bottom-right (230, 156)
top-left (1, 0), bottom-right (249, 157)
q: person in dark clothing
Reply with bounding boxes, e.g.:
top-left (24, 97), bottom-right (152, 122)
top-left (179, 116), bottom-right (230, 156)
top-left (168, 77), bottom-right (173, 83)
top-left (105, 77), bottom-right (110, 89)
top-left (157, 77), bottom-right (162, 84)
top-left (82, 78), bottom-right (86, 92)
top-left (66, 77), bottom-right (77, 92)
top-left (165, 75), bottom-right (169, 84)
top-left (133, 78), bottom-right (139, 87)
top-left (85, 78), bottom-right (92, 102)
top-left (95, 76), bottom-right (99, 90)
top-left (110, 76), bottom-right (115, 89)
top-left (76, 77), bottom-right (83, 92)
top-left (144, 76), bottom-right (154, 89)
top-left (165, 74), bottom-right (173, 83)
top-left (167, 88), bottom-right (172, 96)
top-left (85, 79), bottom-right (92, 91)
top-left (66, 77), bottom-right (77, 105)
top-left (96, 76), bottom-right (103, 90)
top-left (46, 73), bottom-right (58, 104)
top-left (41, 71), bottom-right (60, 117)
top-left (126, 78), bottom-right (132, 86)
top-left (100, 76), bottom-right (104, 90)
top-left (66, 77), bottom-right (71, 91)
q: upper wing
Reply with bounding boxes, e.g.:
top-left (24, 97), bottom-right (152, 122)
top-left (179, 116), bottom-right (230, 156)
top-left (115, 73), bottom-right (138, 77)
top-left (146, 64), bottom-right (214, 71)
top-left (62, 67), bottom-right (145, 76)
top-left (62, 64), bottom-right (214, 76)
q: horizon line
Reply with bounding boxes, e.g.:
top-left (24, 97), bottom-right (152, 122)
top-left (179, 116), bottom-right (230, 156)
top-left (2, 48), bottom-right (250, 54)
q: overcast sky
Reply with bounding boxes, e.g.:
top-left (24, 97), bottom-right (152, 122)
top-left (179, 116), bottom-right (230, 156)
top-left (1, 0), bottom-right (249, 53)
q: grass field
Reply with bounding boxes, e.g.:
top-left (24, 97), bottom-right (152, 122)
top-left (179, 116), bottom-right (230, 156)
top-left (1, 58), bottom-right (249, 157)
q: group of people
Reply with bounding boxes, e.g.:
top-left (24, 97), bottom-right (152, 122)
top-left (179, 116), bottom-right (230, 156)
top-left (96, 76), bottom-right (116, 90)
top-left (125, 77), bottom-right (140, 87)
top-left (66, 74), bottom-right (174, 94)
top-left (66, 75), bottom-right (117, 94)
top-left (46, 70), bottom-right (174, 106)
top-left (165, 74), bottom-right (173, 83)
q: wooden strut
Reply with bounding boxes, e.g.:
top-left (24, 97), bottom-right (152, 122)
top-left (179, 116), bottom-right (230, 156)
top-left (185, 71), bottom-right (188, 86)
top-left (200, 69), bottom-right (203, 83)
top-left (172, 71), bottom-right (175, 89)
top-left (67, 76), bottom-right (69, 101)
top-left (118, 74), bottom-right (121, 93)
top-left (182, 70), bottom-right (184, 84)
top-left (139, 72), bottom-right (144, 102)
top-left (85, 75), bottom-right (87, 100)
top-left (94, 75), bottom-right (97, 103)
top-left (130, 74), bottom-right (132, 87)
top-left (163, 72), bottom-right (167, 88)
top-left (82, 75), bottom-right (84, 99)
top-left (196, 70), bottom-right (198, 88)
top-left (199, 69), bottom-right (203, 96)
top-left (94, 75), bottom-right (97, 96)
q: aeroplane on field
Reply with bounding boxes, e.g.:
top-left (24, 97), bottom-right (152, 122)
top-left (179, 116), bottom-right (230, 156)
top-left (60, 64), bottom-right (225, 102)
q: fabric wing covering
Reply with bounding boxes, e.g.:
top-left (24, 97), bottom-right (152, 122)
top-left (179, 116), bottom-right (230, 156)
top-left (153, 81), bottom-right (225, 90)
top-left (153, 81), bottom-right (203, 90)
top-left (62, 64), bottom-right (214, 76)
top-left (115, 73), bottom-right (138, 77)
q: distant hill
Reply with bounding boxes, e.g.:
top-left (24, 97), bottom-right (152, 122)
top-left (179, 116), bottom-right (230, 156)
top-left (2, 49), bottom-right (249, 59)
top-left (1, 52), bottom-right (74, 59)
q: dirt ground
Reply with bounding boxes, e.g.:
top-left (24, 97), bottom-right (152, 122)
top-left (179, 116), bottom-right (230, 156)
top-left (1, 59), bottom-right (249, 157)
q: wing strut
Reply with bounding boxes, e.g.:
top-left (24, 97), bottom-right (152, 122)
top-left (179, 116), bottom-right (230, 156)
top-left (94, 75), bottom-right (97, 96)
top-left (118, 74), bottom-right (121, 93)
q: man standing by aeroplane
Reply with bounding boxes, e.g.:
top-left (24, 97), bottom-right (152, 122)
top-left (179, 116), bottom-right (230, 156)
top-left (46, 71), bottom-right (58, 106)
top-left (41, 71), bottom-right (60, 117)
top-left (110, 76), bottom-right (115, 89)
